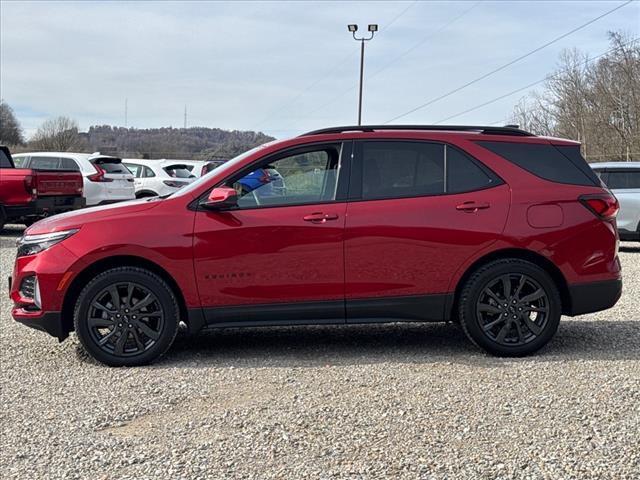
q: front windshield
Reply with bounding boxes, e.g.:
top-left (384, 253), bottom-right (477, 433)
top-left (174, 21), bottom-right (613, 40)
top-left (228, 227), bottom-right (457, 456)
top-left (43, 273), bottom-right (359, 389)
top-left (169, 146), bottom-right (264, 199)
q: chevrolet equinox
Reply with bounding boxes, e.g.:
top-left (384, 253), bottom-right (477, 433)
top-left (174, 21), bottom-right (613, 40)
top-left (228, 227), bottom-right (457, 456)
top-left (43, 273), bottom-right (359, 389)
top-left (10, 125), bottom-right (622, 366)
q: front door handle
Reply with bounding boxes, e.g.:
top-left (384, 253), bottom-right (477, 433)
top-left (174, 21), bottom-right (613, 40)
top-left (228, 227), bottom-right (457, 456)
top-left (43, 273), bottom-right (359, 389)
top-left (456, 201), bottom-right (490, 213)
top-left (303, 212), bottom-right (339, 223)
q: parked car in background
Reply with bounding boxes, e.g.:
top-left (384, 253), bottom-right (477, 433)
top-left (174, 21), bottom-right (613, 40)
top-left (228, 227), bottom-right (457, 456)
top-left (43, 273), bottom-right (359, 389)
top-left (10, 125), bottom-right (622, 366)
top-left (0, 146), bottom-right (84, 231)
top-left (12, 152), bottom-right (135, 207)
top-left (200, 160), bottom-right (226, 175)
top-left (122, 160), bottom-right (197, 198)
top-left (591, 162), bottom-right (640, 241)
top-left (173, 160), bottom-right (208, 177)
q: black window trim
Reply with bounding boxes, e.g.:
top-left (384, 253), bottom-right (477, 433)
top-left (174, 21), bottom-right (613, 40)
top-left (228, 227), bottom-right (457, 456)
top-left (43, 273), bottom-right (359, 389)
top-left (192, 140), bottom-right (353, 212)
top-left (348, 139), bottom-right (504, 202)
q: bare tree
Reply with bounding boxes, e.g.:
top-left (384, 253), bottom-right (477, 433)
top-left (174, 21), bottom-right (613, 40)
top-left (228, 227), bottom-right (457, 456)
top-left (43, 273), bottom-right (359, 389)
top-left (29, 116), bottom-right (87, 151)
top-left (510, 32), bottom-right (639, 162)
top-left (0, 100), bottom-right (25, 146)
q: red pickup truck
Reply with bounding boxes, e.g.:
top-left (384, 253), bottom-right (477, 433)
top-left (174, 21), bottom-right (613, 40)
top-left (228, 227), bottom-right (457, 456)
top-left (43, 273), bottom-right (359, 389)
top-left (0, 146), bottom-right (85, 231)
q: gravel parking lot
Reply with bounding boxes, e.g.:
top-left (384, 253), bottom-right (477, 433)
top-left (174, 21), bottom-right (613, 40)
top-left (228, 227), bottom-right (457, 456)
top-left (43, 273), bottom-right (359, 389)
top-left (1, 224), bottom-right (638, 480)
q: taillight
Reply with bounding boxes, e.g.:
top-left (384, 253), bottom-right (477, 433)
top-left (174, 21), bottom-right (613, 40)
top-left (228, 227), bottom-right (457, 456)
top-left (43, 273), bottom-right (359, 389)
top-left (23, 175), bottom-right (37, 198)
top-left (88, 165), bottom-right (113, 182)
top-left (579, 193), bottom-right (619, 220)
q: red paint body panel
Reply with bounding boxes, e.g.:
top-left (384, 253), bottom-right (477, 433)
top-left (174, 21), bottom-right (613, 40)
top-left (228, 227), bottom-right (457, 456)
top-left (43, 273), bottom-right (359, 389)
top-left (345, 184), bottom-right (510, 298)
top-left (193, 204), bottom-right (347, 306)
top-left (10, 128), bottom-right (621, 331)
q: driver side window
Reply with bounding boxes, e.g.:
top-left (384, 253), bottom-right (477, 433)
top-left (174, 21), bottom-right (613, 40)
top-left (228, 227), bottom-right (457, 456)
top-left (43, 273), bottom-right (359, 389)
top-left (230, 144), bottom-right (342, 209)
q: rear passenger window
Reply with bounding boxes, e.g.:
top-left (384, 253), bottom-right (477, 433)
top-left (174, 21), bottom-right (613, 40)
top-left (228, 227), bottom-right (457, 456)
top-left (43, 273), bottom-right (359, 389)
top-left (143, 166), bottom-right (155, 178)
top-left (446, 147), bottom-right (496, 193)
top-left (477, 141), bottom-right (598, 186)
top-left (357, 141), bottom-right (500, 200)
top-left (60, 157), bottom-right (80, 171)
top-left (605, 170), bottom-right (640, 189)
top-left (360, 142), bottom-right (444, 200)
top-left (29, 157), bottom-right (61, 170)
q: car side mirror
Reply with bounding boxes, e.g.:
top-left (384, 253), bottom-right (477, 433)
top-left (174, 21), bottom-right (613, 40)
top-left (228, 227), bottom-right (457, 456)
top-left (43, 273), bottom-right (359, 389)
top-left (202, 187), bottom-right (238, 210)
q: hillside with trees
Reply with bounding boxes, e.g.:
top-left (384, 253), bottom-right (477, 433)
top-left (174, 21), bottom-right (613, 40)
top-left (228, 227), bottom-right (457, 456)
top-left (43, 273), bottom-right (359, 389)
top-left (510, 32), bottom-right (639, 162)
top-left (79, 126), bottom-right (274, 160)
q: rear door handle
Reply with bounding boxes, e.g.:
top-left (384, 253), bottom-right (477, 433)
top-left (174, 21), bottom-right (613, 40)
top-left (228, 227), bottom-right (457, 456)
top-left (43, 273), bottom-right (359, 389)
top-left (456, 201), bottom-right (490, 213)
top-left (303, 212), bottom-right (339, 223)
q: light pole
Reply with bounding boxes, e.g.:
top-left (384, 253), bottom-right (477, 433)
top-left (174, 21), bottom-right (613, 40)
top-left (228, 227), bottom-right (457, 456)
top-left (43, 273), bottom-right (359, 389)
top-left (348, 24), bottom-right (377, 126)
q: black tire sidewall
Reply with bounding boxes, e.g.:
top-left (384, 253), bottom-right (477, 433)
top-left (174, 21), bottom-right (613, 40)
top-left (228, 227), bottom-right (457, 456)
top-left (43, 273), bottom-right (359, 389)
top-left (460, 260), bottom-right (561, 357)
top-left (74, 268), bottom-right (179, 366)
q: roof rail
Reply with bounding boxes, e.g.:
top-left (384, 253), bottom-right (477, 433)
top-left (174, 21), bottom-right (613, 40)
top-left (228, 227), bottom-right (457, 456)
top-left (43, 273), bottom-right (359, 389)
top-left (300, 125), bottom-right (534, 137)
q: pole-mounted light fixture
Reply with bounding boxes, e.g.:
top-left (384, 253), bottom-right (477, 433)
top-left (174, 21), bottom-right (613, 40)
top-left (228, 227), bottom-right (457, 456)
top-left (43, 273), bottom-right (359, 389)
top-left (348, 23), bottom-right (378, 125)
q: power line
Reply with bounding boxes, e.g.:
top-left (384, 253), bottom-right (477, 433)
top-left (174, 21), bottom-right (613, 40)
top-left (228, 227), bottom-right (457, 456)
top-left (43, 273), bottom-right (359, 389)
top-left (251, 1), bottom-right (418, 130)
top-left (383, 0), bottom-right (635, 124)
top-left (434, 37), bottom-right (639, 124)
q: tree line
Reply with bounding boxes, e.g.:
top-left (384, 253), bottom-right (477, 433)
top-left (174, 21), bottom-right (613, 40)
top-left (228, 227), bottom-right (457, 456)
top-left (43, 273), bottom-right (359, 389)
top-left (0, 109), bottom-right (274, 161)
top-left (510, 32), bottom-right (639, 162)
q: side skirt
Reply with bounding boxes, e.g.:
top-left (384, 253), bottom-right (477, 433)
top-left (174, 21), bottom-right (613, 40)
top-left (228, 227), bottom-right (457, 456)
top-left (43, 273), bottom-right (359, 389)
top-left (193, 294), bottom-right (454, 331)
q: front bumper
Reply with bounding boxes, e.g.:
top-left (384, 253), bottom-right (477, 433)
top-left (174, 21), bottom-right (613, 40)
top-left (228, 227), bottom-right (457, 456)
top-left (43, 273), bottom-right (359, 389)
top-left (567, 278), bottom-right (622, 316)
top-left (12, 309), bottom-right (67, 341)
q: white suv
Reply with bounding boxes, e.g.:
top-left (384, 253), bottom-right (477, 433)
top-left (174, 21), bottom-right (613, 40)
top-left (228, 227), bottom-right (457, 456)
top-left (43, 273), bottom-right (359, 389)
top-left (592, 162), bottom-right (640, 241)
top-left (12, 152), bottom-right (136, 206)
top-left (122, 160), bottom-right (197, 197)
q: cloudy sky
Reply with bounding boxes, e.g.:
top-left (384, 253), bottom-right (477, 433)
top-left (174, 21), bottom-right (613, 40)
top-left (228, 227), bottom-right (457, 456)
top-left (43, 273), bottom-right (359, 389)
top-left (1, 0), bottom-right (638, 139)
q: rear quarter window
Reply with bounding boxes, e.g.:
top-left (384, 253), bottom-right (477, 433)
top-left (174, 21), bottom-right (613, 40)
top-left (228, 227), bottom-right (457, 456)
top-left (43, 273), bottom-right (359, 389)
top-left (477, 141), bottom-right (598, 186)
top-left (59, 157), bottom-right (80, 171)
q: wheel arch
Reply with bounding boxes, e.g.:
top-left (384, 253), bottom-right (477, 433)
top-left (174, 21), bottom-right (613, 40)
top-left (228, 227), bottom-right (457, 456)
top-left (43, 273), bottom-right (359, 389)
top-left (450, 248), bottom-right (571, 320)
top-left (61, 255), bottom-right (192, 335)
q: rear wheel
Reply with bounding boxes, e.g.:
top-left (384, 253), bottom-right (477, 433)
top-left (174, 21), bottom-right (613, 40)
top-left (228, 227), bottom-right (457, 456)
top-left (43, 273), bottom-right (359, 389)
top-left (458, 259), bottom-right (561, 356)
top-left (73, 267), bottom-right (179, 366)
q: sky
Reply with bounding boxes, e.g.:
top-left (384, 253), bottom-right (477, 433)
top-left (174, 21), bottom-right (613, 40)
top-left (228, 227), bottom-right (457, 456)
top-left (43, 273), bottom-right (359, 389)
top-left (1, 0), bottom-right (638, 139)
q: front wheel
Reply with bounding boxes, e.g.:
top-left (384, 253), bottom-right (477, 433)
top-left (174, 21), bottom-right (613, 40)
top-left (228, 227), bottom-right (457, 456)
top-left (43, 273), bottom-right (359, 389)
top-left (458, 259), bottom-right (561, 357)
top-left (73, 267), bottom-right (179, 366)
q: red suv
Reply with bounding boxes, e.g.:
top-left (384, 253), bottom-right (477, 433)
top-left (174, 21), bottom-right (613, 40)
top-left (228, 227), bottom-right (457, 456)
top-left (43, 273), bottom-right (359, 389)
top-left (9, 125), bottom-right (622, 366)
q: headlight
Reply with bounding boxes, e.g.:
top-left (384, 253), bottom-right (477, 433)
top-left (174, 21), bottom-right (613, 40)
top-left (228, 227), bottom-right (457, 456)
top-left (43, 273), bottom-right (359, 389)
top-left (16, 229), bottom-right (79, 257)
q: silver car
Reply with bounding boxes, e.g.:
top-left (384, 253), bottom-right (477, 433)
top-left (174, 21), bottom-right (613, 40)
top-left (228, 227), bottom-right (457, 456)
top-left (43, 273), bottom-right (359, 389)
top-left (592, 162), bottom-right (640, 241)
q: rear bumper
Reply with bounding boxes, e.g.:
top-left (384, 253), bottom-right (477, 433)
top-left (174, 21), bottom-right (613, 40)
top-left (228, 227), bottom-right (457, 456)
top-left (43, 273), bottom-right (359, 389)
top-left (3, 196), bottom-right (84, 220)
top-left (12, 309), bottom-right (67, 341)
top-left (618, 228), bottom-right (640, 241)
top-left (567, 278), bottom-right (622, 316)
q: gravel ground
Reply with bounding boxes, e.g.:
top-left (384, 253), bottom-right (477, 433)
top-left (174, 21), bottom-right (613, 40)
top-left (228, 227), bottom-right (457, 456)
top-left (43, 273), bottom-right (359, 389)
top-left (1, 224), bottom-right (639, 479)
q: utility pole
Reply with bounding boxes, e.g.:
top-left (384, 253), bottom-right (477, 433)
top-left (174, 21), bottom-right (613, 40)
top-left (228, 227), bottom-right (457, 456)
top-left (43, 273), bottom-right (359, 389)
top-left (184, 105), bottom-right (187, 129)
top-left (124, 98), bottom-right (128, 127)
top-left (347, 24), bottom-right (378, 125)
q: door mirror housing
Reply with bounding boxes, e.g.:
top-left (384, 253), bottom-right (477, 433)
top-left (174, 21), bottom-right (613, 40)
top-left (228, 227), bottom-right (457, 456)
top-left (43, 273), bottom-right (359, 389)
top-left (202, 187), bottom-right (238, 210)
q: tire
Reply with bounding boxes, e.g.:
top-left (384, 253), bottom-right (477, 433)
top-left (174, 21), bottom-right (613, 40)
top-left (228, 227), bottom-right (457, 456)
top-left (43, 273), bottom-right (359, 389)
top-left (73, 267), bottom-right (179, 366)
top-left (458, 259), bottom-right (561, 357)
